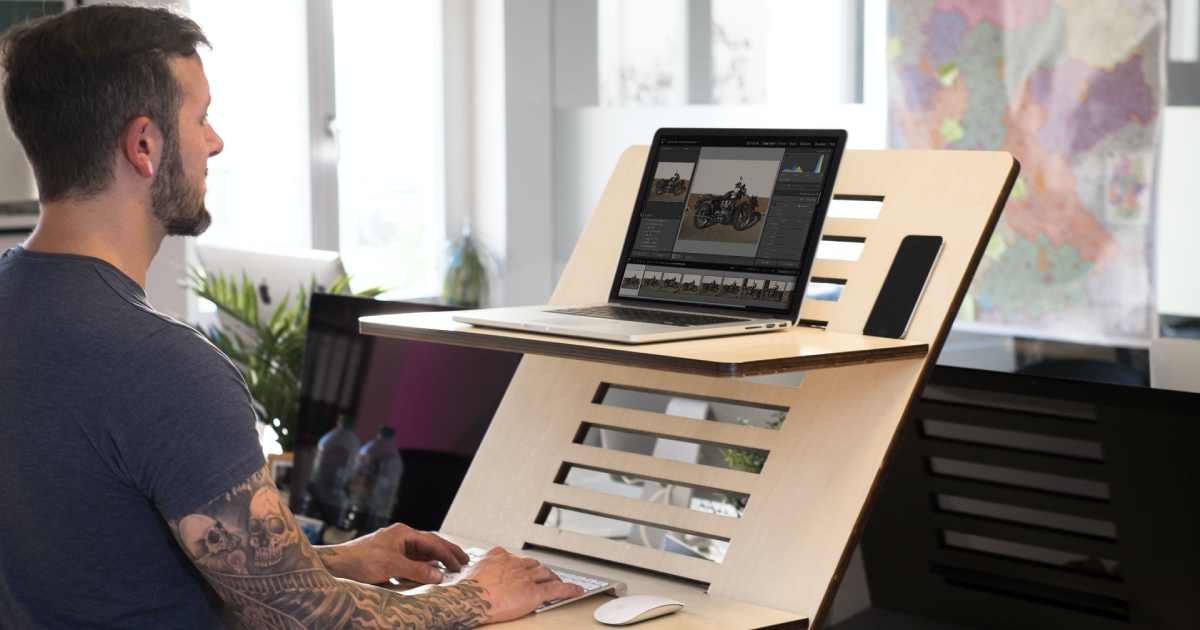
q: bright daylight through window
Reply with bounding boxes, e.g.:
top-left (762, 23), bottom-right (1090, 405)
top-left (189, 0), bottom-right (446, 299)
top-left (334, 0), bottom-right (445, 298)
top-left (189, 0), bottom-right (311, 251)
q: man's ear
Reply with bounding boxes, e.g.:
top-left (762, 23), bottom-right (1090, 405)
top-left (120, 115), bottom-right (160, 179)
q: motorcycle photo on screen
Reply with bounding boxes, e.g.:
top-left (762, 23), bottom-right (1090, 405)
top-left (722, 278), bottom-right (743, 298)
top-left (655, 170), bottom-right (687, 196)
top-left (742, 279), bottom-right (763, 300)
top-left (765, 280), bottom-right (786, 302)
top-left (693, 176), bottom-right (758, 231)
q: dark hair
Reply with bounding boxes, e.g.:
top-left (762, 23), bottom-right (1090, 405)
top-left (0, 4), bottom-right (209, 202)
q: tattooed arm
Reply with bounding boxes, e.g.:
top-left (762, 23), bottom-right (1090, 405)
top-left (168, 465), bottom-right (582, 629)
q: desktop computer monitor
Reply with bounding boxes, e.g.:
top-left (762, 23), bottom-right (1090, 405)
top-left (294, 293), bottom-right (522, 530)
top-left (196, 243), bottom-right (347, 323)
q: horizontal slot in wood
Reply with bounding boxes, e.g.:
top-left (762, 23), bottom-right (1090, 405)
top-left (827, 197), bottom-right (883, 219)
top-left (557, 464), bottom-right (747, 520)
top-left (928, 457), bottom-right (1110, 500)
top-left (920, 418), bottom-right (1104, 461)
top-left (579, 411), bottom-right (779, 453)
top-left (523, 524), bottom-right (718, 584)
top-left (578, 424), bottom-right (769, 472)
top-left (941, 530), bottom-right (1121, 579)
top-left (815, 240), bottom-right (864, 261)
top-left (540, 505), bottom-right (730, 563)
top-left (543, 484), bottom-right (740, 539)
top-left (936, 494), bottom-right (1117, 539)
top-left (804, 279), bottom-right (845, 302)
top-left (595, 384), bottom-right (787, 414)
top-left (932, 563), bottom-right (1130, 621)
top-left (562, 443), bottom-right (760, 496)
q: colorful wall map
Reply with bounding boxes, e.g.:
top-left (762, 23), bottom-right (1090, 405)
top-left (888, 0), bottom-right (1164, 346)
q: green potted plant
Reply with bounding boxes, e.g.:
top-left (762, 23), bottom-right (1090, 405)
top-left (442, 219), bottom-right (492, 308)
top-left (186, 268), bottom-right (382, 451)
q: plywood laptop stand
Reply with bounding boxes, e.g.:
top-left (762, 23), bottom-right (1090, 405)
top-left (362, 148), bottom-right (1017, 628)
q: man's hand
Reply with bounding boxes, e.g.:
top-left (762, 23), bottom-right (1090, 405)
top-left (455, 548), bottom-right (584, 624)
top-left (316, 523), bottom-right (471, 585)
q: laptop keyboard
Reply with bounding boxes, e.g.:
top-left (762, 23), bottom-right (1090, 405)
top-left (549, 305), bottom-right (749, 327)
top-left (435, 548), bottom-right (626, 613)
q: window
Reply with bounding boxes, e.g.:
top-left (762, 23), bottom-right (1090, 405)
top-left (332, 0), bottom-right (446, 297)
top-left (189, 0), bottom-right (312, 250)
top-left (189, 0), bottom-right (447, 299)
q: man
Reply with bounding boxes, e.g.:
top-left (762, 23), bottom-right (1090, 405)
top-left (0, 5), bottom-right (580, 628)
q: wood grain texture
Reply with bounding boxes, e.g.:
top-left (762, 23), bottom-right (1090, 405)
top-left (440, 355), bottom-right (925, 619)
top-left (364, 147), bottom-right (1017, 628)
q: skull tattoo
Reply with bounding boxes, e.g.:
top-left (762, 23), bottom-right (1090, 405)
top-left (247, 487), bottom-right (299, 568)
top-left (179, 514), bottom-right (247, 574)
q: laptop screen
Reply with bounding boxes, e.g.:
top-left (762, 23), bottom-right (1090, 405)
top-left (610, 128), bottom-right (846, 318)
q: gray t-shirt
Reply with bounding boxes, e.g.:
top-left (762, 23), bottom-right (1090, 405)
top-left (0, 246), bottom-right (265, 628)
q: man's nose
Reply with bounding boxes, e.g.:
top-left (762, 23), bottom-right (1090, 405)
top-left (208, 127), bottom-right (225, 158)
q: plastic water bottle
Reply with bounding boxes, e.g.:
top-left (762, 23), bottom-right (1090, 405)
top-left (340, 427), bottom-right (403, 533)
top-left (305, 415), bottom-right (359, 525)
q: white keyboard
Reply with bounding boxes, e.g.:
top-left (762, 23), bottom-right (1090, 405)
top-left (440, 548), bottom-right (627, 613)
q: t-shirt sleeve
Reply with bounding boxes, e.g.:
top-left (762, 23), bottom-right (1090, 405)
top-left (102, 324), bottom-right (267, 521)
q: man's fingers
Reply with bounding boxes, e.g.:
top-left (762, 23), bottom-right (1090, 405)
top-left (387, 556), bottom-right (445, 585)
top-left (537, 579), bottom-right (585, 604)
top-left (407, 532), bottom-right (465, 572)
top-left (519, 556), bottom-right (542, 570)
top-left (528, 565), bottom-right (560, 583)
top-left (427, 533), bottom-right (471, 565)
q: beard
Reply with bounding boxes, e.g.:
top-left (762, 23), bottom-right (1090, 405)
top-left (151, 135), bottom-right (211, 237)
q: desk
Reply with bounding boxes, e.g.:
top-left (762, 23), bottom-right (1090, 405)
top-left (387, 532), bottom-right (806, 629)
top-left (363, 147), bottom-right (1017, 628)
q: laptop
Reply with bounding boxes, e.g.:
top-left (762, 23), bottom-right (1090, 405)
top-left (454, 128), bottom-right (848, 344)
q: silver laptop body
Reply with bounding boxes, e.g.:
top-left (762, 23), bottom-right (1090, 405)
top-left (454, 128), bottom-right (848, 344)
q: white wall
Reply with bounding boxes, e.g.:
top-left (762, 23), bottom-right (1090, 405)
top-left (1157, 107), bottom-right (1200, 318)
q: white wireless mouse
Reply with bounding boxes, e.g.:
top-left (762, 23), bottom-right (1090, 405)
top-left (594, 595), bottom-right (684, 625)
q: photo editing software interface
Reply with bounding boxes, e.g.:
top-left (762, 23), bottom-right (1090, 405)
top-left (619, 133), bottom-right (839, 313)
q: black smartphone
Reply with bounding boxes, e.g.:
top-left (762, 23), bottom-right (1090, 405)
top-left (862, 235), bottom-right (944, 339)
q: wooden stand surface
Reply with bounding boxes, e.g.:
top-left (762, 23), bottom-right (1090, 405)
top-left (360, 312), bottom-right (926, 378)
top-left (363, 148), bottom-right (1017, 628)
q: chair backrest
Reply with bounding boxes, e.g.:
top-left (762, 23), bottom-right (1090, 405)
top-left (860, 365), bottom-right (1200, 629)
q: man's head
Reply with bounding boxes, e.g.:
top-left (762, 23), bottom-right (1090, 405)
top-left (1, 4), bottom-right (222, 236)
